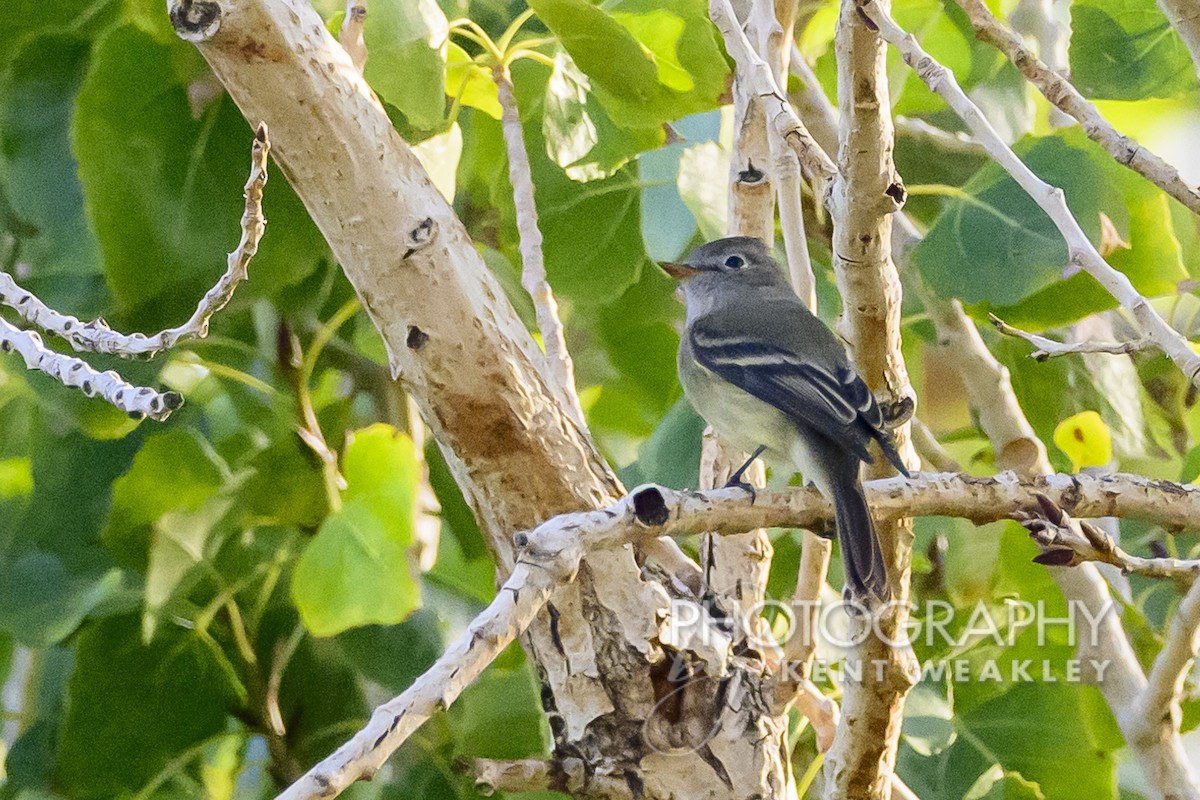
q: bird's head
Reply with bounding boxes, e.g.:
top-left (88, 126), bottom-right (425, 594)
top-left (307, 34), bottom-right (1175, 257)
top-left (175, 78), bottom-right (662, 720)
top-left (659, 236), bottom-right (788, 304)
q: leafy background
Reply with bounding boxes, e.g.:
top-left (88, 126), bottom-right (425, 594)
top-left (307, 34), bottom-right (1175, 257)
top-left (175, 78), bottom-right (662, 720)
top-left (1, 0), bottom-right (1199, 798)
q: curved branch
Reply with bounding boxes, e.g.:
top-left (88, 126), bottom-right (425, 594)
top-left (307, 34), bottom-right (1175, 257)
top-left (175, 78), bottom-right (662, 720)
top-left (956, 0), bottom-right (1200, 217)
top-left (0, 124), bottom-right (269, 358)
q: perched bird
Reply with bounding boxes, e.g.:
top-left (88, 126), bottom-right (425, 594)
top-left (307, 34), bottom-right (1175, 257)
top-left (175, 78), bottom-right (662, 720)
top-left (661, 236), bottom-right (909, 601)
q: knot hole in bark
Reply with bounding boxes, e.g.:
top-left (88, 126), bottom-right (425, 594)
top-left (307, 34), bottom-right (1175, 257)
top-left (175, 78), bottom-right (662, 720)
top-left (632, 486), bottom-right (670, 526)
top-left (170, 0), bottom-right (222, 41)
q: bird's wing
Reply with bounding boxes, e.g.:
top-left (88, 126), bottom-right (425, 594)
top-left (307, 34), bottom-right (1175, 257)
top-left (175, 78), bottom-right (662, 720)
top-left (689, 303), bottom-right (907, 475)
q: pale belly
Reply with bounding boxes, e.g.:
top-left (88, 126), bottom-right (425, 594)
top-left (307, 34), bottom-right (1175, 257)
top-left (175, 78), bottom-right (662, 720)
top-left (680, 356), bottom-right (797, 460)
top-left (678, 348), bottom-right (844, 495)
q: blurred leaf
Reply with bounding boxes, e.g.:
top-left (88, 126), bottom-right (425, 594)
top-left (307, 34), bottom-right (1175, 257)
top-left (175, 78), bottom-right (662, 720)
top-left (143, 491), bottom-right (237, 641)
top-left (963, 766), bottom-right (1046, 800)
top-left (0, 34), bottom-right (102, 302)
top-left (618, 396), bottom-right (705, 489)
top-left (1070, 0), bottom-right (1199, 100)
top-left (0, 428), bottom-right (136, 646)
top-left (73, 25), bottom-right (326, 329)
top-left (902, 682), bottom-right (957, 757)
top-left (948, 684), bottom-right (1119, 800)
top-left (291, 425), bottom-right (421, 636)
top-left (451, 664), bottom-right (548, 759)
top-left (0, 0), bottom-right (120, 59)
top-left (103, 428), bottom-right (227, 570)
top-left (364, 0), bottom-right (448, 132)
top-left (1181, 442), bottom-right (1200, 483)
top-left (239, 433), bottom-right (329, 530)
top-left (528, 0), bottom-right (727, 130)
top-left (1052, 410), bottom-right (1113, 470)
top-left (446, 41), bottom-right (501, 119)
top-left (336, 609), bottom-right (444, 694)
top-left (56, 615), bottom-right (230, 799)
top-left (0, 552), bottom-right (122, 647)
top-left (916, 129), bottom-right (1185, 314)
top-left (0, 456), bottom-right (32, 499)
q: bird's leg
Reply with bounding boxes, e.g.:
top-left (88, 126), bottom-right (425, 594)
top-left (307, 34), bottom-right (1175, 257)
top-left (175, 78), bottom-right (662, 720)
top-left (724, 445), bottom-right (767, 502)
top-left (803, 479), bottom-right (837, 540)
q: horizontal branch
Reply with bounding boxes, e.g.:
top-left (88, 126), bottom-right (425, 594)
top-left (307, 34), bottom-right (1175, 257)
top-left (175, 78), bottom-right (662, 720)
top-left (276, 468), bottom-right (1199, 799)
top-left (956, 0), bottom-right (1200, 216)
top-left (0, 124), bottom-right (269, 358)
top-left (989, 313), bottom-right (1152, 361)
top-left (0, 317), bottom-right (181, 420)
top-left (862, 0), bottom-right (1200, 389)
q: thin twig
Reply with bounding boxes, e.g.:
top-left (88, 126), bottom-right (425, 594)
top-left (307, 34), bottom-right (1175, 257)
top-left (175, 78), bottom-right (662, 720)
top-left (862, 0), bottom-right (1200, 390)
top-left (956, 0), bottom-right (1200, 216)
top-left (494, 65), bottom-right (585, 429)
top-left (989, 312), bottom-right (1154, 361)
top-left (0, 317), bottom-right (182, 420)
top-left (1015, 493), bottom-right (1200, 578)
top-left (0, 124), bottom-right (270, 358)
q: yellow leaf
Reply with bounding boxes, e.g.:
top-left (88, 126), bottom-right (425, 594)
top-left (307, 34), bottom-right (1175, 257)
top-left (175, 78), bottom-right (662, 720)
top-left (1053, 411), bottom-right (1112, 471)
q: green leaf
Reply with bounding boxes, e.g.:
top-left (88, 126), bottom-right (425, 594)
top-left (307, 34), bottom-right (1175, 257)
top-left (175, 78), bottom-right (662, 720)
top-left (528, 0), bottom-right (727, 129)
top-left (103, 428), bottom-right (227, 570)
top-left (915, 128), bottom-right (1186, 313)
top-left (143, 491), bottom-right (237, 641)
top-left (0, 456), bottom-right (32, 499)
top-left (451, 664), bottom-right (549, 759)
top-left (0, 552), bottom-right (122, 647)
top-left (950, 684), bottom-right (1119, 800)
top-left (55, 616), bottom-right (231, 799)
top-left (507, 59), bottom-right (650, 304)
top-left (446, 40), bottom-right (501, 120)
top-left (0, 0), bottom-right (120, 59)
top-left (336, 609), bottom-right (444, 693)
top-left (1070, 0), bottom-right (1199, 100)
top-left (291, 425), bottom-right (421, 636)
top-left (239, 433), bottom-right (330, 530)
top-left (363, 0), bottom-right (447, 132)
top-left (0, 428), bottom-right (136, 646)
top-left (902, 682), bottom-right (957, 757)
top-left (73, 25), bottom-right (326, 329)
top-left (963, 766), bottom-right (1046, 800)
top-left (0, 34), bottom-right (102, 299)
top-left (618, 396), bottom-right (705, 490)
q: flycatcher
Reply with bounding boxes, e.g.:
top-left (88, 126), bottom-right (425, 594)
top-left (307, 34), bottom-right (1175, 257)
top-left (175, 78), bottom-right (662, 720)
top-left (661, 236), bottom-right (908, 601)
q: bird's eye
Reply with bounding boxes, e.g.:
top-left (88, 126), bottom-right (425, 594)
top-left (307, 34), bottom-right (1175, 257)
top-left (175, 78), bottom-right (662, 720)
top-left (724, 255), bottom-right (745, 269)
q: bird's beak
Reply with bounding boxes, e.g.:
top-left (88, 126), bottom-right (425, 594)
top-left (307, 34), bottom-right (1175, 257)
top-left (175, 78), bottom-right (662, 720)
top-left (658, 261), bottom-right (701, 279)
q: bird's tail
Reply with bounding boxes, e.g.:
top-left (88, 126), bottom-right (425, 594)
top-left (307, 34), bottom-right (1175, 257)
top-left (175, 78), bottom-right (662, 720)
top-left (830, 460), bottom-right (888, 603)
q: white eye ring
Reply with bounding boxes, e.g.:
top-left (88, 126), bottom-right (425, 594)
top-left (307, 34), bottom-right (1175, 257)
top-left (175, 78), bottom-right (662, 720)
top-left (724, 255), bottom-right (745, 269)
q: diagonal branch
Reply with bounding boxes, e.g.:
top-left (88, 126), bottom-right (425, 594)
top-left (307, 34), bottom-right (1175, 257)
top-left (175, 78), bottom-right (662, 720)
top-left (861, 0), bottom-right (1200, 391)
top-left (494, 65), bottom-right (585, 429)
top-left (1141, 576), bottom-right (1200, 732)
top-left (956, 0), bottom-right (1200, 217)
top-left (0, 124), bottom-right (269, 359)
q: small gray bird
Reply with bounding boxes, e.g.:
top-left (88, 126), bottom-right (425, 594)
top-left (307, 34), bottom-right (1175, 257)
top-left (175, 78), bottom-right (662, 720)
top-left (661, 236), bottom-right (908, 601)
